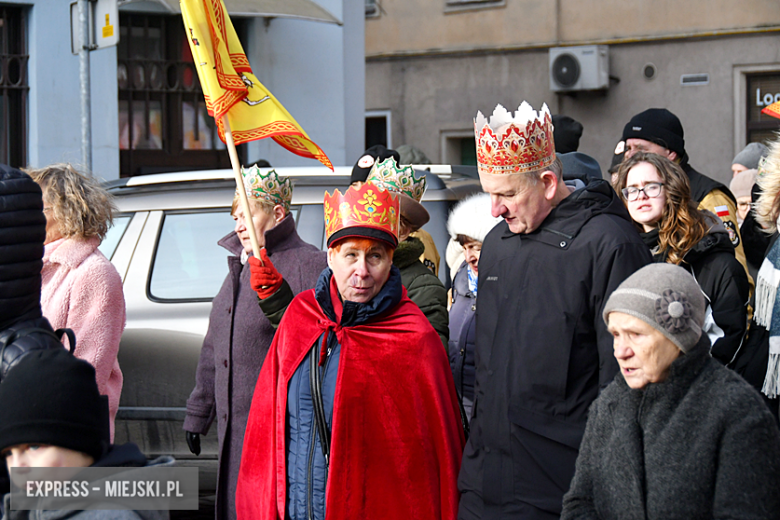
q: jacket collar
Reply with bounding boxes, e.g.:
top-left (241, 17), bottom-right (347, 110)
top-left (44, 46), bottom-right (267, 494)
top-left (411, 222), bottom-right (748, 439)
top-left (314, 265), bottom-right (403, 327)
top-left (218, 212), bottom-right (304, 258)
top-left (43, 237), bottom-right (100, 269)
top-left (503, 178), bottom-right (633, 250)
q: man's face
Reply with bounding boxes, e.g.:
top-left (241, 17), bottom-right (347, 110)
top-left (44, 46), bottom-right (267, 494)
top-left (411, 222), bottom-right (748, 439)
top-left (327, 238), bottom-right (393, 303)
top-left (732, 163), bottom-right (748, 177)
top-left (233, 202), bottom-right (280, 252)
top-left (480, 173), bottom-right (553, 234)
top-left (4, 444), bottom-right (94, 469)
top-left (625, 138), bottom-right (676, 161)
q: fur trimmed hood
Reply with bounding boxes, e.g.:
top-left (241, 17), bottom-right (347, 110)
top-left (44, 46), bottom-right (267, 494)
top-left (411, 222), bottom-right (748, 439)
top-left (447, 193), bottom-right (502, 243)
top-left (756, 136), bottom-right (780, 233)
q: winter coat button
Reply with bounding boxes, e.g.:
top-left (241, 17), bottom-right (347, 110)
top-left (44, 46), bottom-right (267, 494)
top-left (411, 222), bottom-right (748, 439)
top-left (560, 241), bottom-right (567, 248)
top-left (484, 446), bottom-right (491, 453)
top-left (227, 306), bottom-right (232, 314)
top-left (223, 360), bottom-right (228, 367)
top-left (488, 369), bottom-right (494, 376)
top-left (471, 304), bottom-right (476, 311)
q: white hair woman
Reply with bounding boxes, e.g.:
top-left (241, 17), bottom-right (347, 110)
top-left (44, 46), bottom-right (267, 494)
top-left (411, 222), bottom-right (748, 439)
top-left (26, 164), bottom-right (124, 441)
top-left (445, 193), bottom-right (501, 420)
top-left (562, 263), bottom-right (780, 519)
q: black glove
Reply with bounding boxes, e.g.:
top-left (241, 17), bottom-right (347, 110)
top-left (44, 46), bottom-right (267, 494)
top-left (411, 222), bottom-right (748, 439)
top-left (185, 431), bottom-right (201, 456)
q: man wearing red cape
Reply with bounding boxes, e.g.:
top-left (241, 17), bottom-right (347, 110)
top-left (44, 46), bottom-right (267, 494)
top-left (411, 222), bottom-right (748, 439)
top-left (236, 181), bottom-right (465, 520)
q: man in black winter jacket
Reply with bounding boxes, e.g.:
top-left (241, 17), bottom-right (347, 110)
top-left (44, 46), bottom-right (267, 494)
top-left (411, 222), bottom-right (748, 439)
top-left (458, 102), bottom-right (651, 520)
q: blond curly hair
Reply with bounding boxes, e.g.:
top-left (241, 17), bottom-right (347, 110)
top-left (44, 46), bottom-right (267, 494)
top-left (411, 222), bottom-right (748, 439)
top-left (756, 136), bottom-right (780, 233)
top-left (25, 164), bottom-right (115, 241)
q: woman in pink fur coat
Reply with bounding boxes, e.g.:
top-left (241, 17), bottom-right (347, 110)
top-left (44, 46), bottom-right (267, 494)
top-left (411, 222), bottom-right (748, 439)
top-left (27, 164), bottom-right (125, 441)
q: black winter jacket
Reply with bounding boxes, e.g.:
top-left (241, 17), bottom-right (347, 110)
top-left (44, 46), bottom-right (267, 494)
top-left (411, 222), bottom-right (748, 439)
top-left (640, 223), bottom-right (749, 365)
top-left (0, 164), bottom-right (45, 330)
top-left (458, 179), bottom-right (651, 519)
top-left (448, 261), bottom-right (476, 415)
top-left (562, 335), bottom-right (780, 520)
top-left (394, 237), bottom-right (449, 350)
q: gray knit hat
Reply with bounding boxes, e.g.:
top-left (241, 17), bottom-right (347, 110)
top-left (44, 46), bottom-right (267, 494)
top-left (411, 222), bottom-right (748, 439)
top-left (603, 263), bottom-right (705, 353)
top-left (732, 142), bottom-right (769, 171)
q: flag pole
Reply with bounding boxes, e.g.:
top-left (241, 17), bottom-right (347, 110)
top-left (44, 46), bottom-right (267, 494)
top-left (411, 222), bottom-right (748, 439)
top-left (223, 114), bottom-right (262, 261)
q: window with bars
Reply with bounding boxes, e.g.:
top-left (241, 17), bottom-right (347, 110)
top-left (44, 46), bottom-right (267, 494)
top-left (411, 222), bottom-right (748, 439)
top-left (0, 6), bottom-right (27, 168)
top-left (118, 13), bottom-right (245, 177)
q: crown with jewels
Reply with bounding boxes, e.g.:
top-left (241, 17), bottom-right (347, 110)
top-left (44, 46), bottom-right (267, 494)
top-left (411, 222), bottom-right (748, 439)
top-left (366, 157), bottom-right (427, 202)
top-left (474, 102), bottom-right (556, 175)
top-left (324, 182), bottom-right (400, 246)
top-left (240, 166), bottom-right (293, 212)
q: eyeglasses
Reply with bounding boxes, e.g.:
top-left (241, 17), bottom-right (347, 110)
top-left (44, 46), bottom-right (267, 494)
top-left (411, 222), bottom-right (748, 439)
top-left (622, 182), bottom-right (664, 202)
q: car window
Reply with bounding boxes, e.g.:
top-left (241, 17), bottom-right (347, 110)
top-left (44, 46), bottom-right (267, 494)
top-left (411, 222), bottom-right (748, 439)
top-left (149, 210), bottom-right (236, 301)
top-left (98, 215), bottom-right (132, 260)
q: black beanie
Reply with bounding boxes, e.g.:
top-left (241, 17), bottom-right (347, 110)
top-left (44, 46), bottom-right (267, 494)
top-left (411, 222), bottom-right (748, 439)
top-left (552, 115), bottom-right (583, 154)
top-left (621, 108), bottom-right (685, 158)
top-left (0, 348), bottom-right (110, 461)
top-left (350, 145), bottom-right (401, 184)
top-left (0, 165), bottom-right (46, 330)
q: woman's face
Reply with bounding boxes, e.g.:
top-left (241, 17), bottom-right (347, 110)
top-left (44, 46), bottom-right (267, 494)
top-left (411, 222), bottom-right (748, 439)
top-left (624, 162), bottom-right (666, 232)
top-left (608, 312), bottom-right (682, 389)
top-left (42, 191), bottom-right (63, 245)
top-left (462, 238), bottom-right (482, 275)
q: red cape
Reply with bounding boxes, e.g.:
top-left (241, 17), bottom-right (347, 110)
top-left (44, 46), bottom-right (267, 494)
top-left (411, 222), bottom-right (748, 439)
top-left (236, 285), bottom-right (465, 519)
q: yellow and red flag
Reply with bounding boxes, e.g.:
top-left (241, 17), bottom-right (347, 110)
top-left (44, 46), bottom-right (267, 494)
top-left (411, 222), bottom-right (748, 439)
top-left (180, 0), bottom-right (333, 170)
top-left (762, 101), bottom-right (780, 120)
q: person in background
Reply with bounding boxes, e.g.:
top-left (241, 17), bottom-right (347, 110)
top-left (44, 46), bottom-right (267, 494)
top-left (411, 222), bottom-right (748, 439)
top-left (735, 143), bottom-right (772, 280)
top-left (621, 108), bottom-right (751, 283)
top-left (732, 142), bottom-right (768, 177)
top-left (730, 168), bottom-right (758, 226)
top-left (26, 164), bottom-right (124, 442)
top-left (236, 181), bottom-right (464, 520)
top-left (459, 102), bottom-right (650, 520)
top-left (0, 348), bottom-right (172, 520)
top-left (367, 157), bottom-right (449, 350)
top-left (184, 167), bottom-right (326, 520)
top-left (352, 145), bottom-right (442, 276)
top-left (616, 152), bottom-right (749, 366)
top-left (608, 141), bottom-right (625, 187)
top-left (446, 193), bottom-right (501, 421)
top-left (552, 115), bottom-right (583, 154)
top-left (562, 263), bottom-right (780, 520)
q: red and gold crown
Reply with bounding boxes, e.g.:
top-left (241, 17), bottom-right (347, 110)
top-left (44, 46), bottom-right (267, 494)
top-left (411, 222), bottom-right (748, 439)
top-left (324, 182), bottom-right (400, 247)
top-left (474, 102), bottom-right (556, 175)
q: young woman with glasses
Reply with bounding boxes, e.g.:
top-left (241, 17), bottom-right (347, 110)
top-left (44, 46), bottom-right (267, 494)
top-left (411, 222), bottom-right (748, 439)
top-left (616, 152), bottom-right (750, 366)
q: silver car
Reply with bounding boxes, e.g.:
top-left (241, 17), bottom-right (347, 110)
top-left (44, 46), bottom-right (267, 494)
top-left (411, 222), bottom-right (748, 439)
top-left (100, 166), bottom-right (480, 491)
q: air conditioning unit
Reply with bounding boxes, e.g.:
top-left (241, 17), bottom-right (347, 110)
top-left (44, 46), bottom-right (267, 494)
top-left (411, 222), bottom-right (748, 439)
top-left (549, 45), bottom-right (609, 92)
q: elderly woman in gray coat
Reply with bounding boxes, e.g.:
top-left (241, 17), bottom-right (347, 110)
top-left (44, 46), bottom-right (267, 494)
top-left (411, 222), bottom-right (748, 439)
top-left (183, 167), bottom-right (326, 520)
top-left (562, 263), bottom-right (780, 520)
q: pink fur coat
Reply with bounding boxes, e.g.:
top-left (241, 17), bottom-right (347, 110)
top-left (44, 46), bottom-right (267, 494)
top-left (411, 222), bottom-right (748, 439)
top-left (41, 236), bottom-right (125, 441)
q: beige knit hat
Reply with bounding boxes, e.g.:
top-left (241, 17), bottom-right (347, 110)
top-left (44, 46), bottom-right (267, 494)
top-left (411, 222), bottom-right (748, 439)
top-left (729, 169), bottom-right (757, 200)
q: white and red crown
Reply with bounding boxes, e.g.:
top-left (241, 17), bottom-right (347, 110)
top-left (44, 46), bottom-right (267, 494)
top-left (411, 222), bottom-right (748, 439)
top-left (474, 102), bottom-right (556, 176)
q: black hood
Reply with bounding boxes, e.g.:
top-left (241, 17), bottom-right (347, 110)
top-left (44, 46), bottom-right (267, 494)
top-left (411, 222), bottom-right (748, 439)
top-left (683, 228), bottom-right (735, 265)
top-left (512, 178), bottom-right (633, 247)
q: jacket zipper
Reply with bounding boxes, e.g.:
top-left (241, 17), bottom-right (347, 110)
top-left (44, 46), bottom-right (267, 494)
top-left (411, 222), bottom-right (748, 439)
top-left (307, 334), bottom-right (333, 520)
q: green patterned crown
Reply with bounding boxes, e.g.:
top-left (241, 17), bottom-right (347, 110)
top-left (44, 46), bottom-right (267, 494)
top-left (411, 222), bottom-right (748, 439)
top-left (366, 157), bottom-right (427, 203)
top-left (240, 166), bottom-right (293, 212)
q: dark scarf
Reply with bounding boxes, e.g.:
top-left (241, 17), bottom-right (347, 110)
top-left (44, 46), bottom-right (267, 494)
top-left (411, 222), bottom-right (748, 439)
top-left (392, 236), bottom-right (425, 270)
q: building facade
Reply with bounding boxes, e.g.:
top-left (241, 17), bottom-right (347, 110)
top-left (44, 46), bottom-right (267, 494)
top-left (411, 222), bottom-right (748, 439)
top-left (365, 0), bottom-right (780, 184)
top-left (2, 0), bottom-right (364, 180)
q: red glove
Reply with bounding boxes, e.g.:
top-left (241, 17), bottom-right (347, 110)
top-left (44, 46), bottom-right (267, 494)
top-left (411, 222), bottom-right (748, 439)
top-left (249, 249), bottom-right (283, 299)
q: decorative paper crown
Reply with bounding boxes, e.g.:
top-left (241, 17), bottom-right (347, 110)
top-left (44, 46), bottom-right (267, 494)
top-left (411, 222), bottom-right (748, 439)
top-left (324, 182), bottom-right (400, 247)
top-left (240, 166), bottom-right (293, 212)
top-left (474, 102), bottom-right (556, 175)
top-left (366, 157), bottom-right (427, 202)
